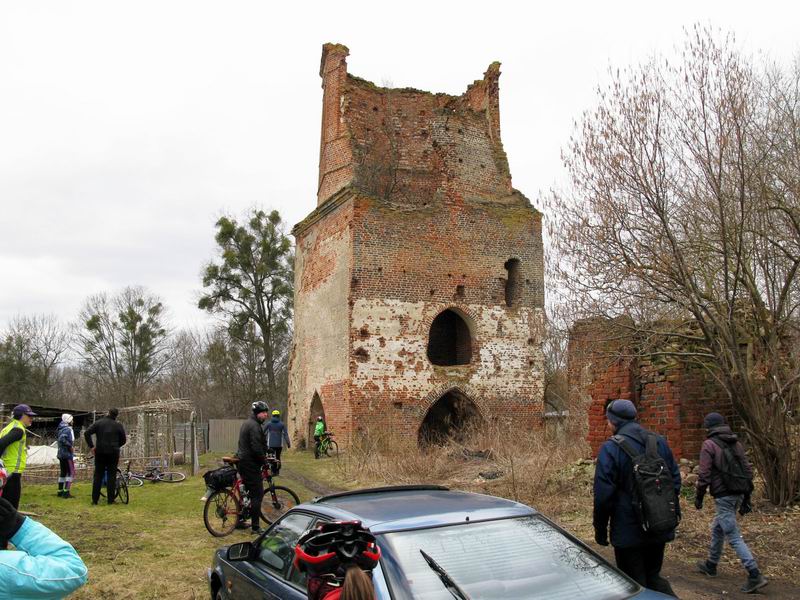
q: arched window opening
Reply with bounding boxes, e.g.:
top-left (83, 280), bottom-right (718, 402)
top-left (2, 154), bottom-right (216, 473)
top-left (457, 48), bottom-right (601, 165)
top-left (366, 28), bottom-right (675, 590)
top-left (504, 258), bottom-right (521, 307)
top-left (307, 392), bottom-right (326, 448)
top-left (418, 390), bottom-right (482, 447)
top-left (427, 309), bottom-right (472, 366)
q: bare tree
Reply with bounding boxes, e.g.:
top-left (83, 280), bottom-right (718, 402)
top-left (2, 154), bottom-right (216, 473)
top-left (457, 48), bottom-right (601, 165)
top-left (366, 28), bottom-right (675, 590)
top-left (75, 287), bottom-right (171, 406)
top-left (549, 28), bottom-right (800, 504)
top-left (8, 314), bottom-right (69, 404)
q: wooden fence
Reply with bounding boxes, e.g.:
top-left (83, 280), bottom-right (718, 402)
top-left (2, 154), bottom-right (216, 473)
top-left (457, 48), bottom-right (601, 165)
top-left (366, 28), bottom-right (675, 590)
top-left (208, 419), bottom-right (245, 453)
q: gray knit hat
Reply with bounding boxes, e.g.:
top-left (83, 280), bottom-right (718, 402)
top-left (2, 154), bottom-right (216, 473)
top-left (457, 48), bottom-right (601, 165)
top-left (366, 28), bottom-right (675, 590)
top-left (606, 399), bottom-right (638, 427)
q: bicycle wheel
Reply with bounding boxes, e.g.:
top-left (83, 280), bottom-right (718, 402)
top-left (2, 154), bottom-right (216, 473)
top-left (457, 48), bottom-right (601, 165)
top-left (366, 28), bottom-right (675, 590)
top-left (116, 473), bottom-right (129, 504)
top-left (157, 471), bottom-right (186, 483)
top-left (325, 440), bottom-right (339, 457)
top-left (204, 489), bottom-right (241, 537)
top-left (126, 475), bottom-right (144, 487)
top-left (261, 485), bottom-right (300, 524)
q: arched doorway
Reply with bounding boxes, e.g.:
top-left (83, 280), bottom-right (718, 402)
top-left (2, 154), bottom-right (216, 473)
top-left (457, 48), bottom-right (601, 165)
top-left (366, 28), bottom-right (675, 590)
top-left (307, 392), bottom-right (325, 447)
top-left (427, 309), bottom-right (473, 366)
top-left (418, 389), bottom-right (482, 447)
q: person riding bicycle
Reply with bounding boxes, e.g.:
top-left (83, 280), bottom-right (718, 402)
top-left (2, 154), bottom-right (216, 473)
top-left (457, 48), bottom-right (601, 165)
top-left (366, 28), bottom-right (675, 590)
top-left (295, 520), bottom-right (380, 600)
top-left (314, 416), bottom-right (326, 459)
top-left (263, 409), bottom-right (291, 473)
top-left (237, 401), bottom-right (270, 534)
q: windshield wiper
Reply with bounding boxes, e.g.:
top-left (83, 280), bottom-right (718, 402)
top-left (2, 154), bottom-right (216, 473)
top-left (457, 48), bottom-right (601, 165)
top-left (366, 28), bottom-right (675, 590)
top-left (419, 549), bottom-right (471, 600)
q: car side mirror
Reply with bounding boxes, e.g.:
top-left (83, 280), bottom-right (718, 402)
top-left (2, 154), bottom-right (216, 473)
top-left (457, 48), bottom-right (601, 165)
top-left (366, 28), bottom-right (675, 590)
top-left (227, 542), bottom-right (256, 562)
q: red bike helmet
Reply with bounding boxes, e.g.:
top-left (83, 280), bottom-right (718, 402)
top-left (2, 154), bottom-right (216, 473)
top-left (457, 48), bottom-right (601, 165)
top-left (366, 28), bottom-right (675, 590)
top-left (294, 520), bottom-right (381, 575)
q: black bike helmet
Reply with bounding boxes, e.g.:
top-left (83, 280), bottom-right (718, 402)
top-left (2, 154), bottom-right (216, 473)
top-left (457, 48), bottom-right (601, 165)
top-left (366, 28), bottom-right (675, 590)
top-left (252, 401), bottom-right (269, 415)
top-left (294, 520), bottom-right (381, 575)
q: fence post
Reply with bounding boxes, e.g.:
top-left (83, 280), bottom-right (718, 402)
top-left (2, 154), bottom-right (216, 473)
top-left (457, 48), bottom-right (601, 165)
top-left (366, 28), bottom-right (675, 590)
top-left (190, 411), bottom-right (199, 476)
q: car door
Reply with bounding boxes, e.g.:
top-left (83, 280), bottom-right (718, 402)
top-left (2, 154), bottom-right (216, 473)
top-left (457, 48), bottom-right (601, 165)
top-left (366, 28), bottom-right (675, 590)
top-left (230, 511), bottom-right (316, 600)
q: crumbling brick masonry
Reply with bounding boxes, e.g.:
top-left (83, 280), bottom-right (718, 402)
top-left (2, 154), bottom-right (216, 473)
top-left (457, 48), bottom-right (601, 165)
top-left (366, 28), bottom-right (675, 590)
top-left (287, 43), bottom-right (545, 447)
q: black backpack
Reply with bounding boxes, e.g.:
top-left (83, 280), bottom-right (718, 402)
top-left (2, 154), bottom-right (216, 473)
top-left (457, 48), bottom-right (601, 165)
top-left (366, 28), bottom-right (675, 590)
top-left (612, 433), bottom-right (679, 535)
top-left (710, 438), bottom-right (753, 494)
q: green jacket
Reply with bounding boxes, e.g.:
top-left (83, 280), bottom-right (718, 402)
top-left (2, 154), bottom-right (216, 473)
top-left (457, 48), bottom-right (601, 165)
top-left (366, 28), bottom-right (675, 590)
top-left (314, 421), bottom-right (325, 437)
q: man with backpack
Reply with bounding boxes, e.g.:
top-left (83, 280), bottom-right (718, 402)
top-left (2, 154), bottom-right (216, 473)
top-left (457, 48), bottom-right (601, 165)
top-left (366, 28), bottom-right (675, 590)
top-left (694, 412), bottom-right (767, 593)
top-left (593, 399), bottom-right (681, 597)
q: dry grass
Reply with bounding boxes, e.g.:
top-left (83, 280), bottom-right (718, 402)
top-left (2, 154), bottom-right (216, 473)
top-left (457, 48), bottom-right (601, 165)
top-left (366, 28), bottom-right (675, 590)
top-left (332, 427), bottom-right (800, 589)
top-left (333, 425), bottom-right (591, 512)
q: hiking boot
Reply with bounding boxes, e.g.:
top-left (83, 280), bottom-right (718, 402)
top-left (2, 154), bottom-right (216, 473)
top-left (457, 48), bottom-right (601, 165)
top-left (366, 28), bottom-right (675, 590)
top-left (696, 560), bottom-right (718, 577)
top-left (63, 492), bottom-right (75, 499)
top-left (235, 520), bottom-right (250, 530)
top-left (741, 572), bottom-right (768, 593)
top-left (251, 527), bottom-right (266, 536)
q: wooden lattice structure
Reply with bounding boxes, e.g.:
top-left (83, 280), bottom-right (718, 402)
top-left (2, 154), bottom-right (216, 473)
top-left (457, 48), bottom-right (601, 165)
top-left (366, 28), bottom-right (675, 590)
top-left (117, 396), bottom-right (200, 472)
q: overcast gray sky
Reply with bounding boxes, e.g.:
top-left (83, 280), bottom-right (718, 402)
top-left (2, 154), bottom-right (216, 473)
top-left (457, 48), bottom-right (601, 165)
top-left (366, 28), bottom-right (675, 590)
top-left (1, 1), bottom-right (797, 330)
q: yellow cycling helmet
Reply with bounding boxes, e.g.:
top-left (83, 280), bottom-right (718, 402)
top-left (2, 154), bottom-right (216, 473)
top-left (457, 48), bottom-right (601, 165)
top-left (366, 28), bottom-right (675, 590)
top-left (271, 410), bottom-right (281, 416)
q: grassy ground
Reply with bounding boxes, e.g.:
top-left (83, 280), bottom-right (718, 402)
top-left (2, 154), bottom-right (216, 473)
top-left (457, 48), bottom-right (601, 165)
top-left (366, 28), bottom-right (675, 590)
top-left (19, 452), bottom-right (321, 600)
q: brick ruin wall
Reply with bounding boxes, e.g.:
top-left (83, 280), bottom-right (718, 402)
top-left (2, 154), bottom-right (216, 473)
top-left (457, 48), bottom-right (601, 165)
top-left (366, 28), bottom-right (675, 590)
top-left (569, 320), bottom-right (736, 460)
top-left (348, 194), bottom-right (544, 439)
top-left (288, 43), bottom-right (545, 446)
top-left (287, 198), bottom-right (353, 445)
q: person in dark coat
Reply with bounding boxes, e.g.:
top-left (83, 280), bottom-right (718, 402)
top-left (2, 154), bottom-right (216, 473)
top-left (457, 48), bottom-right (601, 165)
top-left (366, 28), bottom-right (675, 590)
top-left (84, 408), bottom-right (127, 505)
top-left (237, 401), bottom-right (270, 534)
top-left (593, 399), bottom-right (681, 597)
top-left (263, 410), bottom-right (291, 468)
top-left (695, 412), bottom-right (767, 594)
top-left (56, 414), bottom-right (76, 499)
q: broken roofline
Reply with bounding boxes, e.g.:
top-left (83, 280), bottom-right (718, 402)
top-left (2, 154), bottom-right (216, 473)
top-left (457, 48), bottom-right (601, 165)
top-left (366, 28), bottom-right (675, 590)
top-left (321, 42), bottom-right (502, 100)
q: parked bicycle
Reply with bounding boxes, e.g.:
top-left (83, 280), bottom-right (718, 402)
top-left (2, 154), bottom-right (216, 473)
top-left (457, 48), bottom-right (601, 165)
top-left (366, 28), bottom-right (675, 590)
top-left (317, 431), bottom-right (338, 458)
top-left (123, 460), bottom-right (186, 485)
top-left (203, 456), bottom-right (299, 537)
top-left (98, 467), bottom-right (130, 504)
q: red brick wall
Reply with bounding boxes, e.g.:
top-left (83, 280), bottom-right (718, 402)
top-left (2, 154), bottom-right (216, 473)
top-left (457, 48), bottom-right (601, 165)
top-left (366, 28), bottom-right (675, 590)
top-left (316, 43), bottom-right (513, 207)
top-left (570, 320), bottom-right (736, 459)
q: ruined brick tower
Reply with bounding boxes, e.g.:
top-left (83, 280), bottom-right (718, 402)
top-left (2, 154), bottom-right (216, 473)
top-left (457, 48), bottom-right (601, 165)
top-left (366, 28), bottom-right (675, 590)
top-left (287, 43), bottom-right (545, 447)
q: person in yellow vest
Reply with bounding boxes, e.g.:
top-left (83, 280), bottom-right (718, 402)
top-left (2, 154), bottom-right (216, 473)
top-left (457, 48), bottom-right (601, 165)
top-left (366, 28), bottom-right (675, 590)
top-left (0, 404), bottom-right (36, 510)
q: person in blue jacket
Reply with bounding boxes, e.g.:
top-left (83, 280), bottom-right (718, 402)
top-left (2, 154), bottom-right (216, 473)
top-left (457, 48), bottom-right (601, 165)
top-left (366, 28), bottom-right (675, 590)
top-left (263, 409), bottom-right (291, 471)
top-left (593, 399), bottom-right (681, 597)
top-left (56, 414), bottom-right (76, 499)
top-left (0, 496), bottom-right (88, 599)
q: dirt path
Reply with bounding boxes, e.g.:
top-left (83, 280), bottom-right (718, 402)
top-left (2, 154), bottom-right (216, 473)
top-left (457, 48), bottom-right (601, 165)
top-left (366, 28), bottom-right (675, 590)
top-left (592, 545), bottom-right (800, 599)
top-left (282, 465), bottom-right (343, 497)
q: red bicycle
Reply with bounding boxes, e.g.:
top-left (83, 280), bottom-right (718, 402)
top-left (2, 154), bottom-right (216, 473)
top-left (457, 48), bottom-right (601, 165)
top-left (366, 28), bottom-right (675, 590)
top-left (203, 457), bottom-right (300, 537)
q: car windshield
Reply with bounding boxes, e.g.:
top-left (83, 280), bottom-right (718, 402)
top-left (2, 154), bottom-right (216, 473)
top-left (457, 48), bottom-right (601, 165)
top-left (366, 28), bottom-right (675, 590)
top-left (380, 516), bottom-right (638, 600)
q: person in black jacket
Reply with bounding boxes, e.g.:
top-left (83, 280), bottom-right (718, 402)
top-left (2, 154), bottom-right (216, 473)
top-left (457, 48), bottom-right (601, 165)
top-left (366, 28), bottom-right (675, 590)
top-left (84, 408), bottom-right (127, 505)
top-left (237, 401), bottom-right (270, 534)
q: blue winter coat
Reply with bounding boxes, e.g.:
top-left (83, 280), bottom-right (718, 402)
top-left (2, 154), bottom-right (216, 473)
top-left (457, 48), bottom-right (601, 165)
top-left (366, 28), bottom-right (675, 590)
top-left (263, 417), bottom-right (290, 449)
top-left (56, 422), bottom-right (74, 461)
top-left (593, 421), bottom-right (682, 548)
top-left (0, 517), bottom-right (88, 599)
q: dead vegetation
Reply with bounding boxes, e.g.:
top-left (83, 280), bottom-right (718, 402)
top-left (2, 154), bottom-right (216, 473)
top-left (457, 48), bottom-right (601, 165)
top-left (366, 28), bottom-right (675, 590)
top-left (331, 427), bottom-right (800, 590)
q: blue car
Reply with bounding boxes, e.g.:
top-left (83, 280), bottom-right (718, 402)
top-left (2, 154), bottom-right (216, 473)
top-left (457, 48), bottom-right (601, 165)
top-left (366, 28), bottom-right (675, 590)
top-left (208, 485), bottom-right (673, 599)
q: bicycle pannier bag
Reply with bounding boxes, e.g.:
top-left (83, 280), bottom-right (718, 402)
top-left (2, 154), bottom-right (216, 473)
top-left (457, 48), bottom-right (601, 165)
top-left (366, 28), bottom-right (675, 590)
top-left (612, 433), bottom-right (679, 535)
top-left (203, 466), bottom-right (237, 491)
